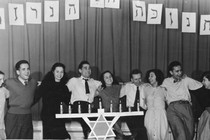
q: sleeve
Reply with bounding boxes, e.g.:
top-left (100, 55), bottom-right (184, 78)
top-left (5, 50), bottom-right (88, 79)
top-left (5, 88), bottom-right (9, 98)
top-left (162, 87), bottom-right (167, 101)
top-left (186, 77), bottom-right (203, 90)
top-left (94, 80), bottom-right (102, 88)
top-left (61, 85), bottom-right (71, 105)
top-left (4, 88), bottom-right (9, 98)
top-left (4, 79), bottom-right (9, 89)
top-left (120, 84), bottom-right (126, 98)
top-left (32, 81), bottom-right (46, 105)
top-left (161, 79), bottom-right (167, 88)
top-left (66, 78), bottom-right (75, 92)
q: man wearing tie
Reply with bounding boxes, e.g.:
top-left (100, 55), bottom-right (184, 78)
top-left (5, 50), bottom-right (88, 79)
top-left (120, 69), bottom-right (148, 140)
top-left (66, 60), bottom-right (101, 139)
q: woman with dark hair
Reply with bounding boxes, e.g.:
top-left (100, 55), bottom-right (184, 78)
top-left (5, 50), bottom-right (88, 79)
top-left (38, 63), bottom-right (71, 139)
top-left (96, 70), bottom-right (126, 139)
top-left (195, 71), bottom-right (210, 140)
top-left (142, 69), bottom-right (169, 140)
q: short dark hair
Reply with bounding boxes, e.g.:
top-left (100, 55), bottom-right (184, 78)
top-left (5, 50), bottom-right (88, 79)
top-left (167, 61), bottom-right (182, 77)
top-left (51, 62), bottom-right (66, 72)
top-left (100, 70), bottom-right (119, 88)
top-left (202, 71), bottom-right (210, 81)
top-left (78, 60), bottom-right (90, 70)
top-left (130, 69), bottom-right (142, 79)
top-left (15, 60), bottom-right (30, 70)
top-left (0, 71), bottom-right (5, 75)
top-left (145, 69), bottom-right (164, 86)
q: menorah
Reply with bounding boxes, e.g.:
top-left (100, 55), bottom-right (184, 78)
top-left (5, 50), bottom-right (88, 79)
top-left (56, 100), bottom-right (143, 140)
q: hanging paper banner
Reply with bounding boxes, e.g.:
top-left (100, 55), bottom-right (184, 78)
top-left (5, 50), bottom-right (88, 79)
top-left (182, 12), bottom-right (196, 33)
top-left (90, 0), bottom-right (105, 8)
top-left (0, 8), bottom-right (6, 29)
top-left (44, 1), bottom-right (59, 22)
top-left (65, 0), bottom-right (79, 20)
top-left (147, 4), bottom-right (163, 24)
top-left (105, 0), bottom-right (120, 9)
top-left (165, 8), bottom-right (178, 29)
top-left (26, 2), bottom-right (42, 24)
top-left (8, 3), bottom-right (24, 26)
top-left (133, 0), bottom-right (146, 22)
top-left (200, 15), bottom-right (210, 35)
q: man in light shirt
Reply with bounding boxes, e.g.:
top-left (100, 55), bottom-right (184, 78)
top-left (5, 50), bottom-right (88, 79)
top-left (66, 60), bottom-right (101, 139)
top-left (120, 69), bottom-right (148, 140)
top-left (162, 61), bottom-right (203, 140)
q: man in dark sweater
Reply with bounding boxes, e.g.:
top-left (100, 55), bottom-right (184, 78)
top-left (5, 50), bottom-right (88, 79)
top-left (5, 60), bottom-right (38, 139)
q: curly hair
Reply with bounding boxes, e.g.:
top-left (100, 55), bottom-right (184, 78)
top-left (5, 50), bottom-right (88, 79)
top-left (145, 69), bottom-right (164, 86)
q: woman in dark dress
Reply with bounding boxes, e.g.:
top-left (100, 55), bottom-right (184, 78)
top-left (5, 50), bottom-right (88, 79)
top-left (193, 71), bottom-right (210, 140)
top-left (39, 63), bottom-right (71, 139)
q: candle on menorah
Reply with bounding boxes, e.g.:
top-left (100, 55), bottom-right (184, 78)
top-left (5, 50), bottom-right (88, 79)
top-left (60, 102), bottom-right (63, 114)
top-left (110, 100), bottom-right (113, 112)
top-left (68, 102), bottom-right (71, 114)
top-left (128, 106), bottom-right (131, 112)
top-left (78, 102), bottom-right (81, 114)
top-left (88, 103), bottom-right (91, 113)
top-left (119, 100), bottom-right (122, 112)
top-left (137, 100), bottom-right (140, 111)
top-left (99, 98), bottom-right (102, 109)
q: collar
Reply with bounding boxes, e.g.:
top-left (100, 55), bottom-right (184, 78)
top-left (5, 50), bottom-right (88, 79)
top-left (171, 77), bottom-right (181, 83)
top-left (80, 76), bottom-right (90, 80)
top-left (18, 77), bottom-right (28, 85)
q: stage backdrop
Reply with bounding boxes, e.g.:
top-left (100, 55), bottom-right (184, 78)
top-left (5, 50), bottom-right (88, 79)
top-left (0, 0), bottom-right (210, 119)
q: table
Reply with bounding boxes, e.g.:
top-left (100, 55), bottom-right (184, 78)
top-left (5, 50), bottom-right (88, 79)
top-left (56, 109), bottom-right (143, 140)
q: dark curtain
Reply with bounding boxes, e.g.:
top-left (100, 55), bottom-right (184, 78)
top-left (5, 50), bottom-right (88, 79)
top-left (0, 0), bottom-right (210, 119)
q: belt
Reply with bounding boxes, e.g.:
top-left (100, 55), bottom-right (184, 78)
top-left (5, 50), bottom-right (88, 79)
top-left (170, 100), bottom-right (189, 105)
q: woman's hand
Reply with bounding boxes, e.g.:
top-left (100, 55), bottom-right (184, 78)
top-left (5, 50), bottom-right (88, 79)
top-left (95, 86), bottom-right (104, 96)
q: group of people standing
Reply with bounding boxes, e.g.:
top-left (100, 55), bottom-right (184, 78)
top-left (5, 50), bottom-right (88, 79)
top-left (0, 60), bottom-right (209, 140)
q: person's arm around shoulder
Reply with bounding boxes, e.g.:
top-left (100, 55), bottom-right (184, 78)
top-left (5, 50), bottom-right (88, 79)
top-left (66, 77), bottom-right (76, 92)
top-left (184, 76), bottom-right (203, 90)
top-left (160, 78), bottom-right (169, 89)
top-left (4, 79), bottom-right (10, 90)
top-left (120, 82), bottom-right (129, 98)
top-left (94, 79), bottom-right (102, 88)
top-left (3, 87), bottom-right (9, 99)
top-left (92, 79), bottom-right (102, 97)
top-left (32, 80), bottom-right (43, 106)
top-left (160, 86), bottom-right (168, 100)
top-left (95, 85), bottom-right (103, 97)
top-left (140, 85), bottom-right (149, 110)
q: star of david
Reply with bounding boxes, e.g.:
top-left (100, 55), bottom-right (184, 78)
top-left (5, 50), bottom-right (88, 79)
top-left (87, 114), bottom-right (115, 140)
top-left (56, 110), bottom-right (144, 139)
